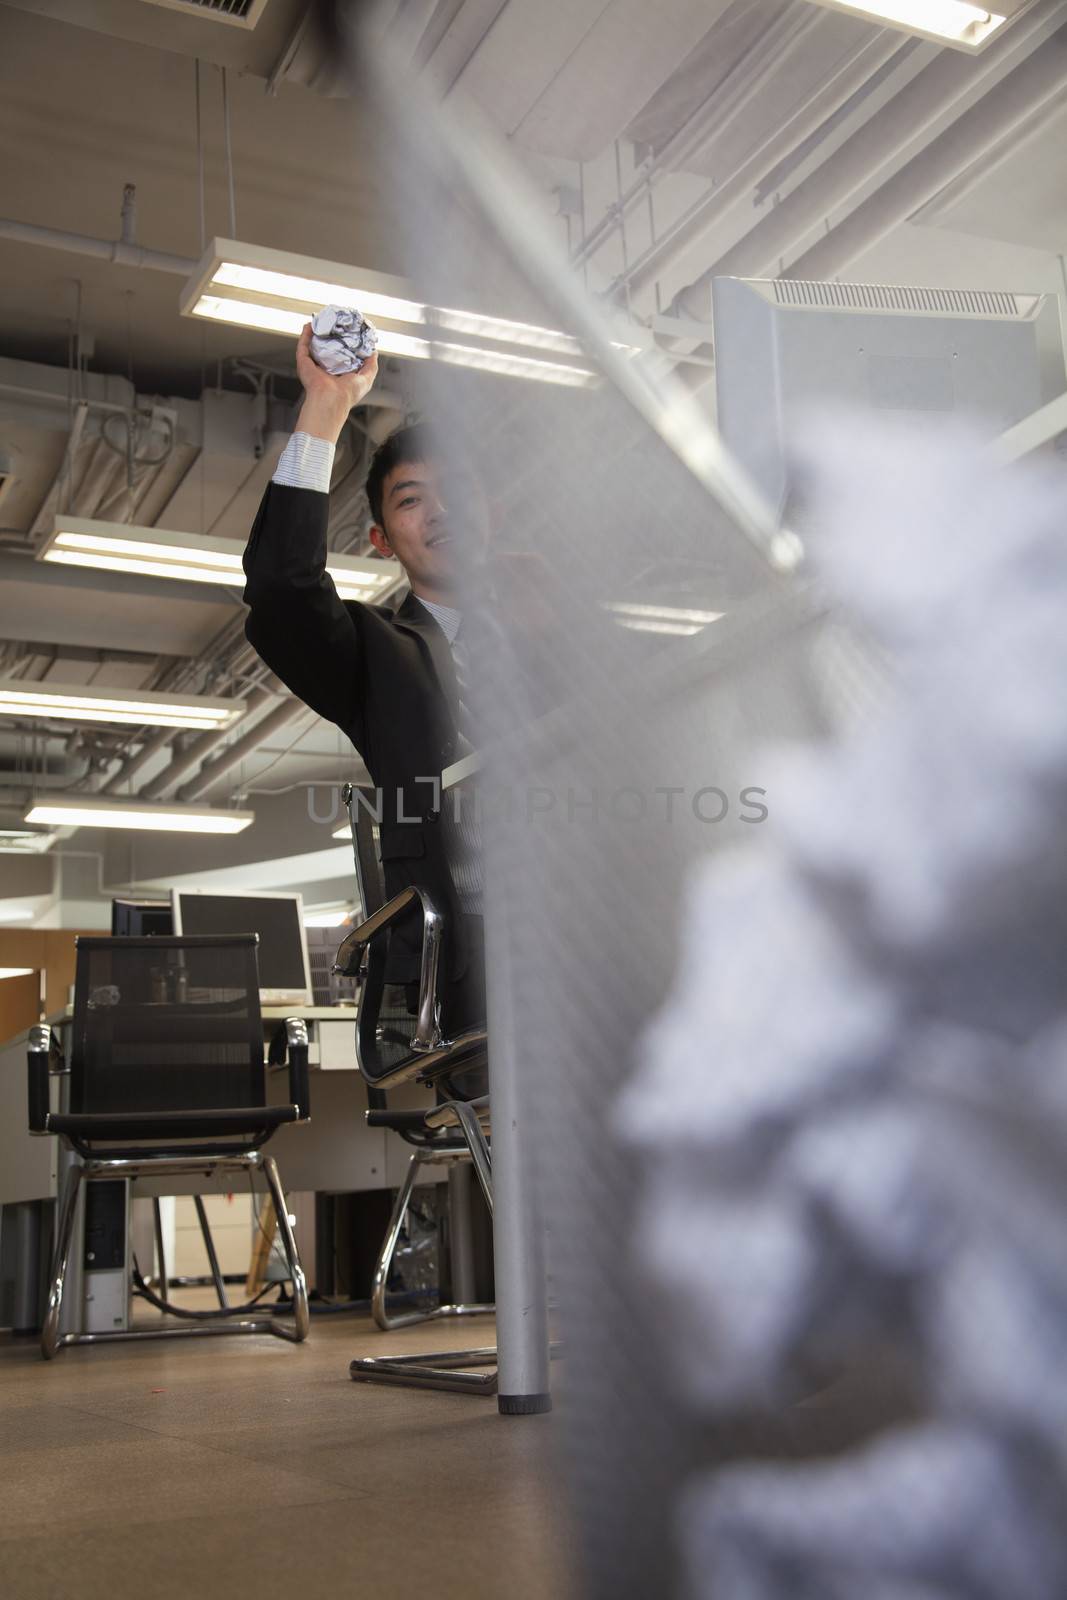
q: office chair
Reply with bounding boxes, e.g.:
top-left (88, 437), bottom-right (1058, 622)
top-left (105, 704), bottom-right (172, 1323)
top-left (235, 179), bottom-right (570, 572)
top-left (334, 782), bottom-right (497, 1395)
top-left (27, 933), bottom-right (310, 1358)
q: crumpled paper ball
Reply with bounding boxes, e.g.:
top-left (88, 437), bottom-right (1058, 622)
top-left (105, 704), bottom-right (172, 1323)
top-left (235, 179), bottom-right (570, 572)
top-left (309, 304), bottom-right (378, 375)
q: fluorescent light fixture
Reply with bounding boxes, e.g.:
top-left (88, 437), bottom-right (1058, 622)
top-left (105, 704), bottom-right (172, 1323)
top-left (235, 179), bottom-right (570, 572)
top-left (210, 263), bottom-right (425, 328)
top-left (0, 907), bottom-right (35, 923)
top-left (181, 239), bottom-right (607, 387)
top-left (606, 602), bottom-right (723, 637)
top-left (0, 968), bottom-right (34, 980)
top-left (805, 0), bottom-right (1007, 48)
top-left (0, 822), bottom-right (55, 855)
top-left (39, 516), bottom-right (402, 603)
top-left (24, 795), bottom-right (254, 835)
top-left (0, 675), bottom-right (245, 731)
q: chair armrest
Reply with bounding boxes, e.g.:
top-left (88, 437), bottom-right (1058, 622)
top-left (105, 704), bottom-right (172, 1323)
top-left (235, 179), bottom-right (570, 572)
top-left (282, 1018), bottom-right (310, 1119)
top-left (424, 1094), bottom-right (490, 1132)
top-left (367, 1027), bottom-right (489, 1091)
top-left (27, 1023), bottom-right (51, 1134)
top-left (333, 886), bottom-right (445, 1052)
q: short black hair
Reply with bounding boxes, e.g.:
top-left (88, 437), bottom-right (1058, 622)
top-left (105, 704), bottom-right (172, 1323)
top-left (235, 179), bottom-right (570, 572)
top-left (365, 422), bottom-right (437, 529)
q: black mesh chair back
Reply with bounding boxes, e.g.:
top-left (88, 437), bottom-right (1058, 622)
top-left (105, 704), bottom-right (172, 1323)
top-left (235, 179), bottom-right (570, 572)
top-left (71, 935), bottom-right (264, 1117)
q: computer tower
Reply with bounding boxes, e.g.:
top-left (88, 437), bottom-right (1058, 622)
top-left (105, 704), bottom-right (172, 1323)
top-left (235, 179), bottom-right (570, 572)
top-left (82, 1179), bottom-right (129, 1334)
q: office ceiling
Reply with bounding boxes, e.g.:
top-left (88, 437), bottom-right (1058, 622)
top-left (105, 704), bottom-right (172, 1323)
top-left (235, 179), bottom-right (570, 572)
top-left (1, 0), bottom-right (1066, 923)
top-left (910, 93), bottom-right (1067, 254)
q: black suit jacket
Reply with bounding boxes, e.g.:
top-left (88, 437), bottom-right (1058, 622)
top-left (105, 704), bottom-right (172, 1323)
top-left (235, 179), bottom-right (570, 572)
top-left (243, 482), bottom-right (469, 984)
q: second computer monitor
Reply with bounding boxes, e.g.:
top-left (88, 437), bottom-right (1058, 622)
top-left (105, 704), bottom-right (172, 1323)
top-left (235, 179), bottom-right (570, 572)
top-left (171, 889), bottom-right (312, 1006)
top-left (111, 898), bottom-right (174, 937)
top-left (712, 275), bottom-right (1066, 514)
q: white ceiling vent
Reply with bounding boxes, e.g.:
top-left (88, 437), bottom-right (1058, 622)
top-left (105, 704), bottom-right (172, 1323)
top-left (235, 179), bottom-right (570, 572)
top-left (135, 0), bottom-right (271, 27)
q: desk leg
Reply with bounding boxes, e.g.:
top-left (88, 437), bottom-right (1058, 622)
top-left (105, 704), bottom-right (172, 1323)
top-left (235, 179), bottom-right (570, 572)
top-left (11, 1202), bottom-right (42, 1333)
top-left (486, 953), bottom-right (551, 1416)
top-left (448, 1164), bottom-right (477, 1304)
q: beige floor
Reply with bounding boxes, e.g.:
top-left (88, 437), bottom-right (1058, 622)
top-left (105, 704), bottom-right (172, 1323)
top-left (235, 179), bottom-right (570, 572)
top-left (0, 1300), bottom-right (573, 1600)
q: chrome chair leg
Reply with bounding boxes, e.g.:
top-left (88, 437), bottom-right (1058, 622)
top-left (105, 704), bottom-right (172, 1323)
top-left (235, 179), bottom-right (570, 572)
top-left (38, 1153), bottom-right (311, 1357)
top-left (371, 1152), bottom-right (429, 1331)
top-left (41, 1163), bottom-right (83, 1360)
top-left (450, 1100), bottom-right (493, 1212)
top-left (261, 1154), bottom-right (309, 1343)
top-left (370, 1149), bottom-right (494, 1332)
top-left (353, 1138), bottom-right (497, 1394)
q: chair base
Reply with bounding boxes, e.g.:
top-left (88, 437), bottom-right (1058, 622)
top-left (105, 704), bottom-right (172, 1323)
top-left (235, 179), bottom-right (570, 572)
top-left (350, 1345), bottom-right (499, 1395)
top-left (356, 1098), bottom-right (512, 1397)
top-left (349, 1342), bottom-right (563, 1402)
top-left (46, 1314), bottom-right (305, 1351)
top-left (41, 1149), bottom-right (308, 1359)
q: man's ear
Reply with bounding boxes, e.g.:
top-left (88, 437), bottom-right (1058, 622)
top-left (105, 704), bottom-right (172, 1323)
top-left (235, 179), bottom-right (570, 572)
top-left (368, 523), bottom-right (393, 559)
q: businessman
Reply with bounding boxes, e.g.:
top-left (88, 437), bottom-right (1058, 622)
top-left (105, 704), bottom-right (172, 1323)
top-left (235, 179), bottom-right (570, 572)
top-left (243, 328), bottom-right (487, 1032)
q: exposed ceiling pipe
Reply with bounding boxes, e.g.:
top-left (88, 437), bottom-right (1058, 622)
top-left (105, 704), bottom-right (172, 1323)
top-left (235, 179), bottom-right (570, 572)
top-left (175, 700), bottom-right (313, 803)
top-left (99, 726), bottom-right (179, 796)
top-left (0, 380), bottom-right (138, 421)
top-left (138, 689), bottom-right (277, 801)
top-left (671, 0), bottom-right (1066, 321)
top-left (0, 218), bottom-right (195, 277)
top-left (573, 0), bottom-right (821, 269)
top-left (787, 25), bottom-right (1067, 279)
top-left (97, 687), bottom-right (267, 797)
top-left (619, 27), bottom-right (909, 300)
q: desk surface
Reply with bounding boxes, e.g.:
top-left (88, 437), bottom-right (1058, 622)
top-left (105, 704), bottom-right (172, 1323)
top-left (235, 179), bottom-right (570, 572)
top-left (30, 1002), bottom-right (358, 1035)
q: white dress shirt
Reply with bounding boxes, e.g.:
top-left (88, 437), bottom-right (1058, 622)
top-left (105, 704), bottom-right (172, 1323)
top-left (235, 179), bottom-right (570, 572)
top-left (272, 431), bottom-right (335, 493)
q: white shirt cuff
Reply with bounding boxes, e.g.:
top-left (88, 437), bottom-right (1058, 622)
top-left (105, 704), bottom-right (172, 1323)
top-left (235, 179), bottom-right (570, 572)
top-left (272, 432), bottom-right (336, 494)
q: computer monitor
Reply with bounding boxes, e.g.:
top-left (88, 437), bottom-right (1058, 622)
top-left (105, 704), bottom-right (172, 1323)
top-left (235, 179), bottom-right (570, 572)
top-left (110, 898), bottom-right (174, 937)
top-left (712, 276), bottom-right (1066, 512)
top-left (170, 890), bottom-right (312, 1006)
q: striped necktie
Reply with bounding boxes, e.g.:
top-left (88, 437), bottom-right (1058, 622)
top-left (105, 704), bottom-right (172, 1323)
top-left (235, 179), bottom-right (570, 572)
top-left (450, 621), bottom-right (476, 753)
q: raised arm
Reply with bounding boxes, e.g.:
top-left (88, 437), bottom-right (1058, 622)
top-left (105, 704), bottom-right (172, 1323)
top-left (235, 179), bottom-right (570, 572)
top-left (243, 327), bottom-right (379, 739)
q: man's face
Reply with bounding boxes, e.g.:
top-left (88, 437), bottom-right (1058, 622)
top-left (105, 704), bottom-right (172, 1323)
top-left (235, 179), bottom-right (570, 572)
top-left (370, 457), bottom-right (489, 598)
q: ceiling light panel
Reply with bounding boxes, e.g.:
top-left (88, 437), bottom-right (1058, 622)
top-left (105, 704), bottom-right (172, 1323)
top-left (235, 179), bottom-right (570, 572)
top-left (24, 796), bottom-right (254, 834)
top-left (39, 516), bottom-right (402, 603)
top-left (605, 602), bottom-right (724, 636)
top-left (181, 238), bottom-right (603, 385)
top-left (0, 676), bottom-right (245, 731)
top-left (803, 1), bottom-right (1013, 50)
top-left (0, 822), bottom-right (56, 855)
